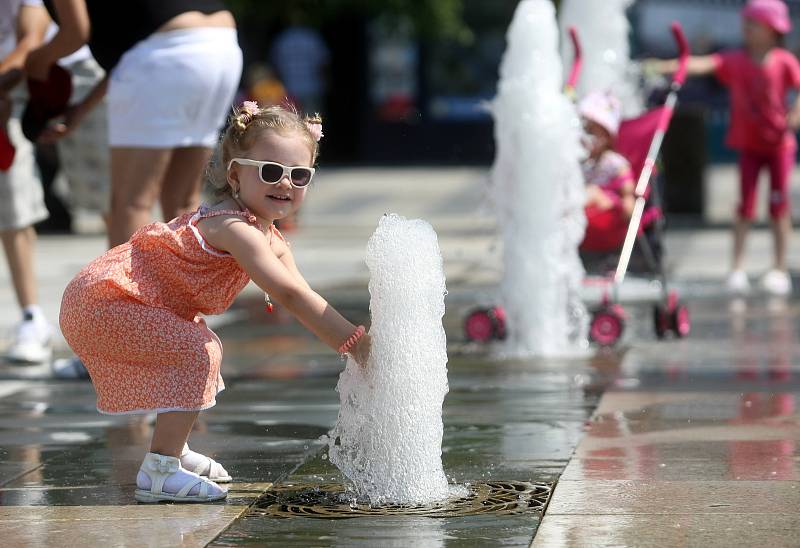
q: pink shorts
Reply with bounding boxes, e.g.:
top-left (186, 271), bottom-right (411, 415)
top-left (737, 146), bottom-right (796, 220)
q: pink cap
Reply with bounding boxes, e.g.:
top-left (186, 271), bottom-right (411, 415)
top-left (742, 0), bottom-right (792, 35)
top-left (578, 91), bottom-right (622, 138)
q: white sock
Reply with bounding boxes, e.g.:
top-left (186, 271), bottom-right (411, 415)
top-left (22, 305), bottom-right (45, 323)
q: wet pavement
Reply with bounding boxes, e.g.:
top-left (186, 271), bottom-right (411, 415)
top-left (2, 168), bottom-right (800, 546)
top-left (0, 293), bottom-right (601, 547)
top-left (7, 288), bottom-right (800, 546)
top-left (208, 347), bottom-right (598, 546)
top-left (534, 295), bottom-right (800, 547)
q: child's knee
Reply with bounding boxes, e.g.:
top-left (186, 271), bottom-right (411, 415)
top-left (769, 189), bottom-right (790, 219)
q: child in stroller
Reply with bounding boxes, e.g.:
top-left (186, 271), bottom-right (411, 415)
top-left (463, 23), bottom-right (691, 346)
top-left (578, 91), bottom-right (636, 257)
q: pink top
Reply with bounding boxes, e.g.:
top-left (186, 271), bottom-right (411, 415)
top-left (712, 48), bottom-right (800, 154)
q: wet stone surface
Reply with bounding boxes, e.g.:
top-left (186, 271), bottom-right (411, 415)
top-left (209, 348), bottom-right (599, 547)
top-left (5, 289), bottom-right (799, 546)
top-left (534, 295), bottom-right (800, 547)
top-left (0, 295), bottom-right (603, 547)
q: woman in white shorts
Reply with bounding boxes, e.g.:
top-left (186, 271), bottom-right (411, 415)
top-left (26, 0), bottom-right (243, 247)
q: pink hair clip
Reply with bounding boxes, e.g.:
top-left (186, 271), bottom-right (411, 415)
top-left (306, 117), bottom-right (324, 142)
top-left (241, 101), bottom-right (259, 116)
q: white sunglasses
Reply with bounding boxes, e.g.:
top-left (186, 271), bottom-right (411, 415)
top-left (228, 158), bottom-right (315, 188)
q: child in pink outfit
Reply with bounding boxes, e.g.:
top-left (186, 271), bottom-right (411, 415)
top-left (650, 0), bottom-right (800, 295)
top-left (60, 103), bottom-right (371, 503)
top-left (578, 91), bottom-right (636, 252)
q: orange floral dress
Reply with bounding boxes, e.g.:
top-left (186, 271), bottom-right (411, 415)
top-left (60, 206), bottom-right (280, 415)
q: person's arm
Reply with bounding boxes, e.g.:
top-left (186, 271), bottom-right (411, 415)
top-left (645, 54), bottom-right (718, 77)
top-left (619, 180), bottom-right (635, 218)
top-left (0, 4), bottom-right (51, 92)
top-left (203, 216), bottom-right (370, 363)
top-left (38, 75), bottom-right (108, 143)
top-left (24, 0), bottom-right (90, 81)
top-left (785, 53), bottom-right (800, 131)
top-left (788, 95), bottom-right (800, 131)
top-left (585, 184), bottom-right (614, 210)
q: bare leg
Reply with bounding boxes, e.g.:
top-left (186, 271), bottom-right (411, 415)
top-left (109, 147), bottom-right (173, 248)
top-left (150, 411), bottom-right (199, 457)
top-left (732, 218), bottom-right (750, 271)
top-left (159, 147), bottom-right (213, 222)
top-left (1, 226), bottom-right (38, 309)
top-left (771, 215), bottom-right (792, 271)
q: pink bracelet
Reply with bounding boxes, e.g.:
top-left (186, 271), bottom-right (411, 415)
top-left (338, 325), bottom-right (366, 355)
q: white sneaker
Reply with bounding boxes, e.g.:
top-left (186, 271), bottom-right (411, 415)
top-left (51, 357), bottom-right (90, 379)
top-left (760, 269), bottom-right (792, 296)
top-left (6, 318), bottom-right (53, 364)
top-left (726, 270), bottom-right (750, 294)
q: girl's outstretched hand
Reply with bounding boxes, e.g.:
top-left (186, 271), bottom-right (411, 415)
top-left (350, 333), bottom-right (372, 367)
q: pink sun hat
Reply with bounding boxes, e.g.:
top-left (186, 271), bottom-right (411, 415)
top-left (742, 0), bottom-right (792, 35)
top-left (578, 91), bottom-right (622, 138)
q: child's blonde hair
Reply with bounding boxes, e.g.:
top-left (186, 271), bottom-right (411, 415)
top-left (208, 103), bottom-right (321, 198)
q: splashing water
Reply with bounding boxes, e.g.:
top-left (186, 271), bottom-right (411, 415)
top-left (491, 0), bottom-right (588, 358)
top-left (327, 214), bottom-right (454, 505)
top-left (559, 0), bottom-right (642, 116)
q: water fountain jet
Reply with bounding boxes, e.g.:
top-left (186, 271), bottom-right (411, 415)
top-left (491, 0), bottom-right (588, 358)
top-left (559, 0), bottom-right (642, 116)
top-left (327, 214), bottom-right (456, 505)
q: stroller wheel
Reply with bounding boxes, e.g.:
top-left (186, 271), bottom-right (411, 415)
top-left (589, 308), bottom-right (625, 346)
top-left (653, 304), bottom-right (669, 339)
top-left (671, 304), bottom-right (690, 338)
top-left (492, 306), bottom-right (508, 340)
top-left (464, 307), bottom-right (502, 343)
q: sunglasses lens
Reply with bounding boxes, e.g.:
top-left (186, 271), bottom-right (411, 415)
top-left (260, 163), bottom-right (284, 183)
top-left (290, 168), bottom-right (312, 187)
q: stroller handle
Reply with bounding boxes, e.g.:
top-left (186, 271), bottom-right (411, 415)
top-left (565, 26), bottom-right (582, 96)
top-left (671, 22), bottom-right (690, 87)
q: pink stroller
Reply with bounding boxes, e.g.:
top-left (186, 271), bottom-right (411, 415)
top-left (465, 23), bottom-right (692, 347)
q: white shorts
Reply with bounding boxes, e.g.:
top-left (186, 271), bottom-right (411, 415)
top-left (0, 96), bottom-right (48, 231)
top-left (108, 27), bottom-right (242, 148)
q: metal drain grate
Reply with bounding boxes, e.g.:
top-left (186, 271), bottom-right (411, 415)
top-left (249, 480), bottom-right (553, 519)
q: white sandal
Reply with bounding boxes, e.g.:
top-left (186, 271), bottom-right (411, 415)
top-left (181, 445), bottom-right (233, 483)
top-left (189, 456), bottom-right (233, 483)
top-left (134, 452), bottom-right (227, 503)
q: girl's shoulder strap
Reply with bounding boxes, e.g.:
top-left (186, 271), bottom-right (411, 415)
top-left (196, 205), bottom-right (264, 231)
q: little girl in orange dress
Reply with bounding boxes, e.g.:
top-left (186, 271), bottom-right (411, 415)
top-left (59, 102), bottom-right (371, 503)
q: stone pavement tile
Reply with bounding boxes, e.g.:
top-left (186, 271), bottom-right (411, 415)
top-left (545, 480), bottom-right (800, 515)
top-left (539, 382), bottom-right (800, 544)
top-left (575, 439), bottom-right (800, 464)
top-left (594, 391), bottom-right (731, 415)
top-left (0, 482), bottom-right (272, 547)
top-left (0, 462), bottom-right (42, 486)
top-left (576, 390), bottom-right (800, 463)
top-left (532, 513), bottom-right (800, 548)
top-left (562, 454), bottom-right (800, 481)
top-left (575, 424), bottom-right (800, 457)
top-left (0, 504), bottom-right (246, 548)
